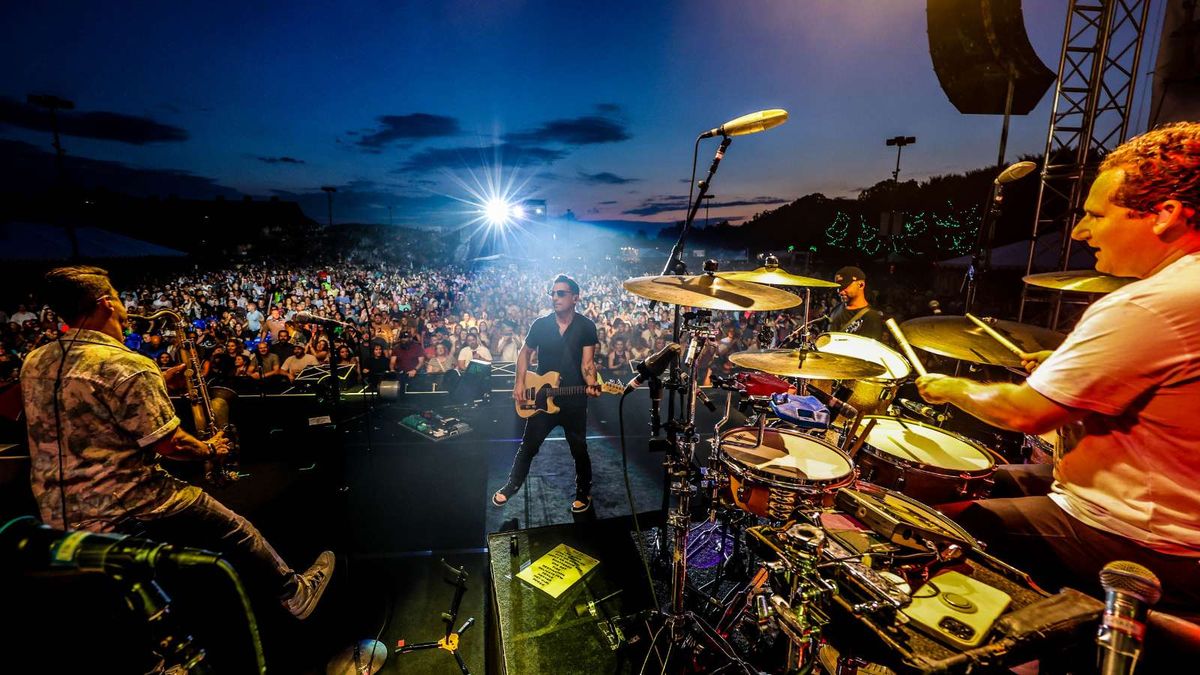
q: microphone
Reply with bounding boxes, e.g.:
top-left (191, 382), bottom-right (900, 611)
top-left (699, 109), bottom-right (789, 139)
top-left (995, 160), bottom-right (1037, 185)
top-left (624, 342), bottom-right (681, 393)
top-left (695, 388), bottom-right (718, 413)
top-left (292, 312), bottom-right (351, 327)
top-left (1097, 560), bottom-right (1161, 675)
top-left (0, 516), bottom-right (221, 576)
top-left (647, 375), bottom-right (663, 436)
top-left (898, 398), bottom-right (950, 423)
top-left (801, 384), bottom-right (858, 421)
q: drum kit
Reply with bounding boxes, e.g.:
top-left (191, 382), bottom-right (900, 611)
top-left (619, 260), bottom-right (1124, 673)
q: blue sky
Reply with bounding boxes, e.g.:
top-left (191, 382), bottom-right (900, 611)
top-left (0, 1), bottom-right (1161, 227)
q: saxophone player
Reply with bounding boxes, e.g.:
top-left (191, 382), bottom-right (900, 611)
top-left (20, 266), bottom-right (335, 620)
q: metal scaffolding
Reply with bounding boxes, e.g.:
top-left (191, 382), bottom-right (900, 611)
top-left (1019, 0), bottom-right (1156, 329)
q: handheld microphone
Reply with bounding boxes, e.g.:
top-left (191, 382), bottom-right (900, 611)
top-left (624, 343), bottom-right (681, 393)
top-left (995, 160), bottom-right (1038, 185)
top-left (699, 109), bottom-right (789, 139)
top-left (292, 312), bottom-right (351, 327)
top-left (1097, 560), bottom-right (1161, 675)
top-left (0, 516), bottom-right (221, 577)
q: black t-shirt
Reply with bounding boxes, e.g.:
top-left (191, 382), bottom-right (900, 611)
top-left (828, 304), bottom-right (884, 340)
top-left (525, 311), bottom-right (599, 409)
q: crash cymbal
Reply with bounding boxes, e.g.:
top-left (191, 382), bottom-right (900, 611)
top-left (717, 267), bottom-right (840, 288)
top-left (729, 349), bottom-right (887, 380)
top-left (1023, 270), bottom-right (1136, 294)
top-left (900, 315), bottom-right (1066, 368)
top-left (623, 274), bottom-right (801, 311)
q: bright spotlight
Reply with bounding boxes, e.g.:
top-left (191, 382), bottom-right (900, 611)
top-left (510, 204), bottom-right (525, 219)
top-left (485, 198), bottom-right (511, 226)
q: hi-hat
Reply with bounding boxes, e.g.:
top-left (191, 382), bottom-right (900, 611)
top-left (900, 315), bottom-right (1066, 368)
top-left (624, 274), bottom-right (801, 311)
top-left (717, 268), bottom-right (839, 288)
top-left (1023, 270), bottom-right (1136, 294)
top-left (729, 349), bottom-right (886, 380)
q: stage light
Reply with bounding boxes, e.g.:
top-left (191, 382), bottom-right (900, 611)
top-left (485, 198), bottom-right (512, 226)
top-left (510, 204), bottom-right (525, 219)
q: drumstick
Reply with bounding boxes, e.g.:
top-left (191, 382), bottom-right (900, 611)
top-left (885, 318), bottom-right (928, 377)
top-left (965, 313), bottom-right (1024, 356)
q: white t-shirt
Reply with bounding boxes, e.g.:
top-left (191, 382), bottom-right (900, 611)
top-left (457, 345), bottom-right (493, 366)
top-left (1027, 253), bottom-right (1200, 555)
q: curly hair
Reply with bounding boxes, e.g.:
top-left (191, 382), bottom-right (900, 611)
top-left (1100, 121), bottom-right (1200, 217)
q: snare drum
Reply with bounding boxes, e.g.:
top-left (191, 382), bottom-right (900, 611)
top-left (718, 427), bottom-right (855, 519)
top-left (854, 416), bottom-right (995, 505)
top-left (813, 333), bottom-right (911, 415)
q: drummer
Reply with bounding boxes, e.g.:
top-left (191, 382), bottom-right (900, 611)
top-left (828, 266), bottom-right (883, 340)
top-left (916, 122), bottom-right (1200, 613)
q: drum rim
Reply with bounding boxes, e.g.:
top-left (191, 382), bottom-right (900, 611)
top-left (814, 331), bottom-right (912, 381)
top-left (718, 425), bottom-right (855, 487)
top-left (856, 415), bottom-right (995, 476)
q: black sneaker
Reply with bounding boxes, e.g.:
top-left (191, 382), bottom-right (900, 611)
top-left (492, 483), bottom-right (519, 507)
top-left (282, 551), bottom-right (335, 620)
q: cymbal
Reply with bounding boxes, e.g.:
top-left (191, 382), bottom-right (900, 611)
top-left (717, 267), bottom-right (840, 288)
top-left (900, 315), bottom-right (1066, 367)
top-left (729, 349), bottom-right (887, 380)
top-left (1023, 270), bottom-right (1136, 294)
top-left (623, 274), bottom-right (801, 311)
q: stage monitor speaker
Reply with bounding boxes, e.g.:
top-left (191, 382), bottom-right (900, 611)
top-left (926, 0), bottom-right (1055, 115)
top-left (487, 516), bottom-right (658, 674)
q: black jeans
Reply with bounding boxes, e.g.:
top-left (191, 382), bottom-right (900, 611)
top-left (505, 408), bottom-right (592, 496)
top-left (128, 489), bottom-right (298, 599)
top-left (953, 464), bottom-right (1200, 617)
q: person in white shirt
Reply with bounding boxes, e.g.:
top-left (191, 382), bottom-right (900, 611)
top-left (456, 333), bottom-right (492, 370)
top-left (917, 122), bottom-right (1200, 615)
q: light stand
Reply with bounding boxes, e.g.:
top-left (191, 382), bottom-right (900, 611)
top-left (964, 177), bottom-right (1008, 314)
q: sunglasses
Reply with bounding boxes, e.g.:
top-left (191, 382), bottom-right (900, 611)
top-left (548, 290), bottom-right (574, 298)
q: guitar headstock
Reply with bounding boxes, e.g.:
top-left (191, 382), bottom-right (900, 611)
top-left (597, 375), bottom-right (624, 396)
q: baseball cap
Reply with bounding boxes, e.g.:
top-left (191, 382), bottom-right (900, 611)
top-left (834, 266), bottom-right (866, 290)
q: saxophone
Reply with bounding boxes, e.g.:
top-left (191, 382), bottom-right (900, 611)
top-left (130, 309), bottom-right (241, 485)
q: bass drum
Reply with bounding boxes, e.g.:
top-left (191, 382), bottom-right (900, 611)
top-left (718, 426), bottom-right (855, 519)
top-left (854, 416), bottom-right (996, 505)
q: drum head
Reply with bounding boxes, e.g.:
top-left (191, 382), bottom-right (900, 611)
top-left (720, 427), bottom-right (853, 485)
top-left (815, 332), bottom-right (910, 381)
top-left (859, 416), bottom-right (993, 473)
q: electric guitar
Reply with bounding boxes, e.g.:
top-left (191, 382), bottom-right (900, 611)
top-left (514, 370), bottom-right (624, 418)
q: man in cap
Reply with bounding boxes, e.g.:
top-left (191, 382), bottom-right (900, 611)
top-left (827, 266), bottom-right (883, 339)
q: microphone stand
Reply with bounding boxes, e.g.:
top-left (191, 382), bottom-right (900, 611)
top-left (640, 135), bottom-right (750, 673)
top-left (963, 178), bottom-right (1005, 314)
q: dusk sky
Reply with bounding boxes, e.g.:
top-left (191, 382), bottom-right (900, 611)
top-left (0, 1), bottom-right (1161, 228)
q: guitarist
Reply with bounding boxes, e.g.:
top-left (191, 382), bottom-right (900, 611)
top-left (493, 274), bottom-right (600, 513)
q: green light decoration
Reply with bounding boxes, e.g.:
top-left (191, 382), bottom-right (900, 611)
top-left (823, 204), bottom-right (980, 258)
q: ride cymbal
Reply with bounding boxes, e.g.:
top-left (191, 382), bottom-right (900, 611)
top-left (623, 274), bottom-right (801, 311)
top-left (899, 315), bottom-right (1066, 367)
top-left (729, 349), bottom-right (886, 380)
top-left (1022, 270), bottom-right (1136, 294)
top-left (717, 267), bottom-right (840, 288)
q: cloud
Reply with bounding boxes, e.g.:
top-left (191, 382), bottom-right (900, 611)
top-left (0, 138), bottom-right (237, 198)
top-left (354, 113), bottom-right (461, 150)
top-left (397, 142), bottom-right (567, 172)
top-left (623, 194), bottom-right (789, 217)
top-left (598, 200), bottom-right (618, 205)
top-left (505, 115), bottom-right (630, 145)
top-left (256, 155), bottom-right (306, 165)
top-left (594, 103), bottom-right (621, 114)
top-left (0, 95), bottom-right (188, 145)
top-left (577, 170), bottom-right (638, 185)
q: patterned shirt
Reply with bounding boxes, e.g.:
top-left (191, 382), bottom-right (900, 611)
top-left (22, 328), bottom-right (189, 532)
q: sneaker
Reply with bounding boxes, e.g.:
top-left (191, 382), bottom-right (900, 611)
top-left (492, 482), bottom-right (519, 507)
top-left (571, 495), bottom-right (592, 513)
top-left (282, 550), bottom-right (335, 620)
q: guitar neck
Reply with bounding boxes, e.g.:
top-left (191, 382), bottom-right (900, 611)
top-left (546, 385), bottom-right (593, 397)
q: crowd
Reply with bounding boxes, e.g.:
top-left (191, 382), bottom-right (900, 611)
top-left (0, 255), bottom-right (969, 392)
